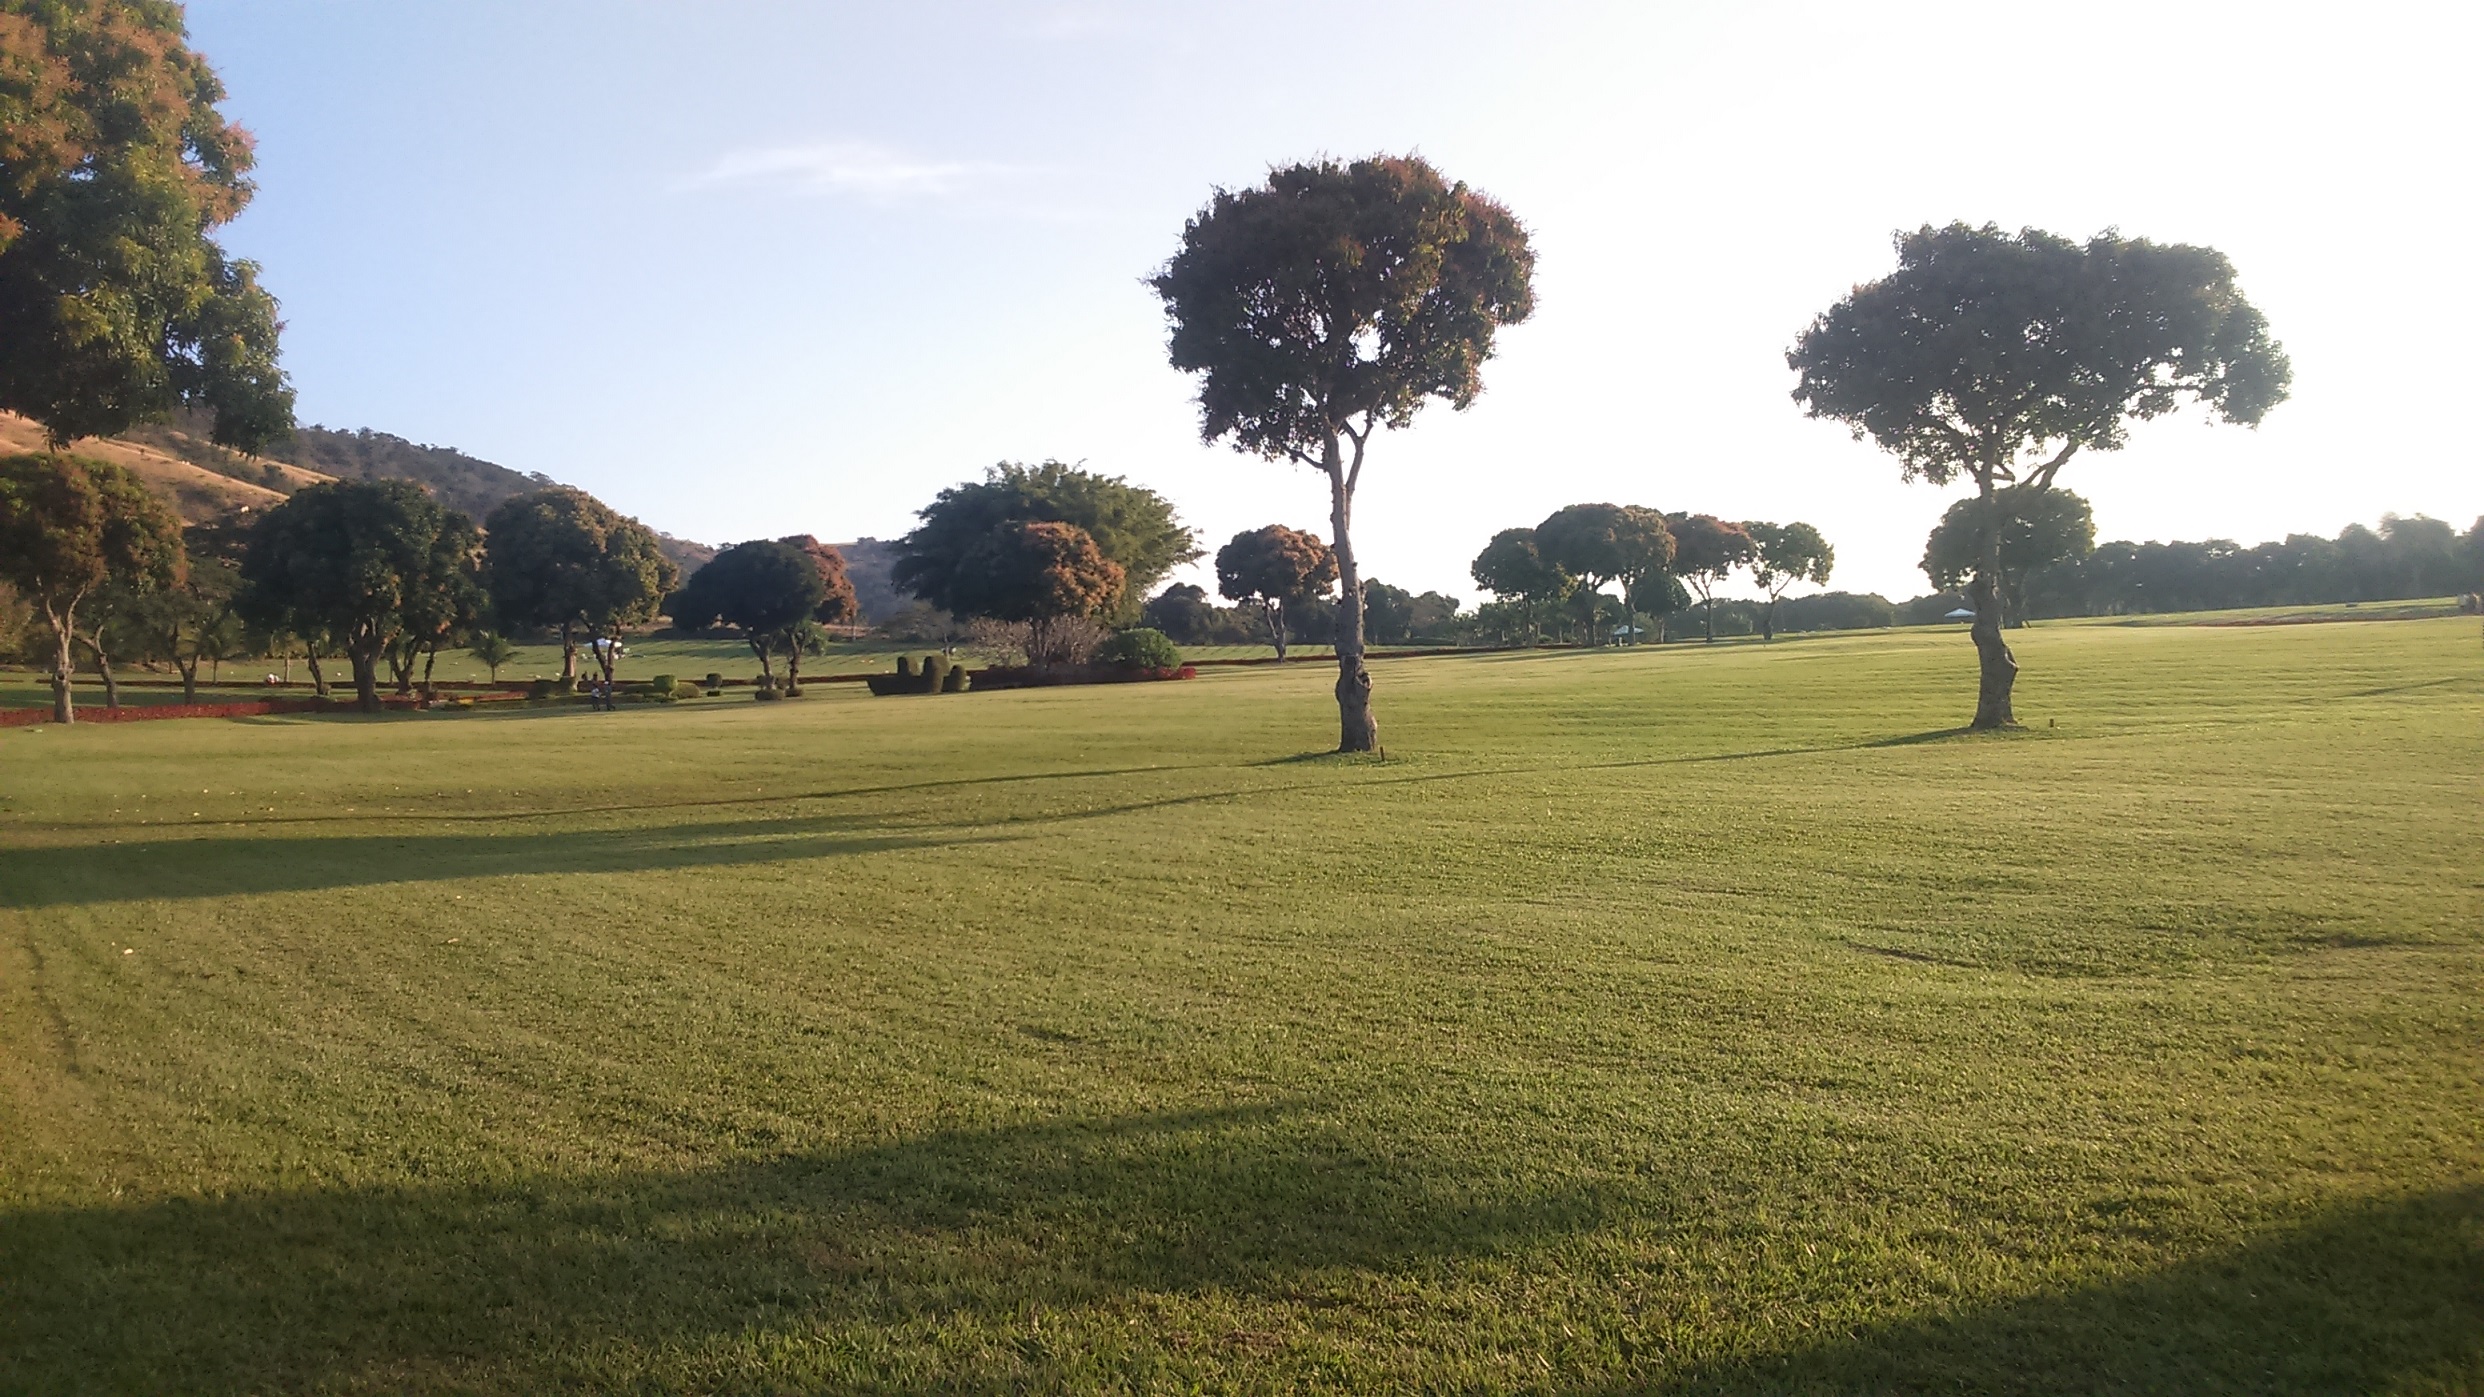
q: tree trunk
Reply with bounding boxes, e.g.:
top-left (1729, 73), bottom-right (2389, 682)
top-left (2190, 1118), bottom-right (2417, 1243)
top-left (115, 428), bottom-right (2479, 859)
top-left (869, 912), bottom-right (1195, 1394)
top-left (1324, 435), bottom-right (1378, 753)
top-left (1763, 595), bottom-right (1778, 642)
top-left (421, 647), bottom-right (438, 697)
top-left (1702, 590), bottom-right (1716, 643)
top-left (84, 634), bottom-right (120, 709)
top-left (350, 646), bottom-right (381, 713)
top-left (1269, 601), bottom-right (1289, 661)
top-left (559, 620), bottom-right (578, 682)
top-left (306, 647), bottom-right (328, 698)
top-left (1970, 478), bottom-right (2019, 729)
top-left (178, 655), bottom-right (200, 703)
top-left (47, 613), bottom-right (75, 724)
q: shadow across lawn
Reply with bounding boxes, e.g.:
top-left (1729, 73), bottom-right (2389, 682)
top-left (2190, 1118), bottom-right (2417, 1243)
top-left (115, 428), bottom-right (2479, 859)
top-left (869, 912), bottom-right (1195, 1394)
top-left (1643, 1186), bottom-right (2484, 1396)
top-left (0, 1102), bottom-right (1615, 1393)
top-left (0, 811), bottom-right (1018, 908)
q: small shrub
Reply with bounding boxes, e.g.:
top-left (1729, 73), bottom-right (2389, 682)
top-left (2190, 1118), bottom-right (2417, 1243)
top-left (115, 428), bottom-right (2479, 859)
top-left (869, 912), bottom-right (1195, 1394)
top-left (553, 675), bottom-right (577, 696)
top-left (941, 663), bottom-right (969, 693)
top-left (753, 685), bottom-right (783, 701)
top-left (924, 654), bottom-right (952, 691)
top-left (527, 678), bottom-right (556, 700)
top-left (649, 674), bottom-right (676, 696)
top-left (1095, 627), bottom-right (1182, 669)
top-left (895, 655), bottom-right (916, 679)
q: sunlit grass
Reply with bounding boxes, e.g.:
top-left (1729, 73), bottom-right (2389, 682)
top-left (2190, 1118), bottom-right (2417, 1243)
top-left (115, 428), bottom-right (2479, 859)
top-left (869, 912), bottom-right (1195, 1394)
top-left (1, 618), bottom-right (2476, 1392)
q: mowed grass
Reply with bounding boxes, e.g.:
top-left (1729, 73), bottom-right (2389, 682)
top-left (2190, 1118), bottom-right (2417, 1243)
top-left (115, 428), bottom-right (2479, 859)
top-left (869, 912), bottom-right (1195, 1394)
top-left (0, 619), bottom-right (2476, 1394)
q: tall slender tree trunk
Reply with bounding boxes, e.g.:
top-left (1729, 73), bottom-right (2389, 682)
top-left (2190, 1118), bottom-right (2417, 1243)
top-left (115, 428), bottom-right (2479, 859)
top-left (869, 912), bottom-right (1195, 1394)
top-left (1268, 600), bottom-right (1289, 661)
top-left (1970, 475), bottom-right (2019, 729)
top-left (179, 655), bottom-right (200, 703)
top-left (1324, 434), bottom-right (1378, 753)
top-left (1763, 595), bottom-right (1779, 641)
top-left (305, 647), bottom-right (327, 698)
top-left (559, 620), bottom-right (579, 682)
top-left (351, 645), bottom-right (381, 713)
top-left (83, 634), bottom-right (120, 709)
top-left (47, 611), bottom-right (75, 724)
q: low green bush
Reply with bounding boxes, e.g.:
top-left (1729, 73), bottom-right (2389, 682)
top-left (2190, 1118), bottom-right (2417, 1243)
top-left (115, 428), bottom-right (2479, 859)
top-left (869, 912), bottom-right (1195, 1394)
top-left (942, 663), bottom-right (969, 693)
top-left (527, 678), bottom-right (556, 700)
top-left (753, 686), bottom-right (782, 702)
top-left (649, 674), bottom-right (677, 696)
top-left (925, 654), bottom-right (952, 691)
top-left (895, 656), bottom-right (916, 679)
top-left (1095, 627), bottom-right (1183, 670)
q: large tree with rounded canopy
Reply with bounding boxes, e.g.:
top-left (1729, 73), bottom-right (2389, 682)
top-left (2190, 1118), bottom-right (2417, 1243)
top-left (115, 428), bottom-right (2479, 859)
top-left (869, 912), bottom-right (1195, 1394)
top-left (1215, 524), bottom-right (1335, 660)
top-left (1665, 513), bottom-right (1755, 644)
top-left (0, 450), bottom-right (181, 720)
top-left (0, 0), bottom-right (291, 449)
top-left (1535, 504), bottom-right (1673, 645)
top-left (238, 480), bottom-right (478, 712)
top-left (1743, 521), bottom-right (1835, 641)
top-left (1469, 527), bottom-right (1570, 644)
top-left (1152, 154), bottom-right (1533, 751)
top-left (894, 461), bottom-right (1196, 623)
top-left (483, 487), bottom-right (676, 683)
top-left (951, 520), bottom-right (1125, 666)
top-left (1921, 488), bottom-right (2094, 629)
top-left (1790, 223), bottom-right (2289, 727)
top-left (669, 539), bottom-right (826, 685)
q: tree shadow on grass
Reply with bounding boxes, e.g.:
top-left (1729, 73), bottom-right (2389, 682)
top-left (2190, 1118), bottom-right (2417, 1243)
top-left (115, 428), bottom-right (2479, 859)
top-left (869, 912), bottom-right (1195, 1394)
top-left (0, 812), bottom-right (1020, 908)
top-left (1643, 1186), bottom-right (2483, 1396)
top-left (0, 1102), bottom-right (1615, 1394)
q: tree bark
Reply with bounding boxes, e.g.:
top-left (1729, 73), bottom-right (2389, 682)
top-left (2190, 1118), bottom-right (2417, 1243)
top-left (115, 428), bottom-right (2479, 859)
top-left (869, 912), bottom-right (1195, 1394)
top-left (1324, 434), bottom-right (1378, 753)
top-left (47, 611), bottom-right (75, 724)
top-left (305, 647), bottom-right (328, 698)
top-left (350, 646), bottom-right (381, 713)
top-left (559, 620), bottom-right (578, 682)
top-left (178, 655), bottom-right (200, 703)
top-left (1970, 477), bottom-right (2019, 729)
top-left (83, 634), bottom-right (120, 709)
top-left (1763, 594), bottom-right (1779, 642)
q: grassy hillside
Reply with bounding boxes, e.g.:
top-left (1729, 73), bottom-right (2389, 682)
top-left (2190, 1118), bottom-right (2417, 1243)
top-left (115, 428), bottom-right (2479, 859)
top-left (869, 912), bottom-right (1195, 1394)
top-left (0, 621), bottom-right (2475, 1392)
top-left (0, 412), bottom-right (309, 525)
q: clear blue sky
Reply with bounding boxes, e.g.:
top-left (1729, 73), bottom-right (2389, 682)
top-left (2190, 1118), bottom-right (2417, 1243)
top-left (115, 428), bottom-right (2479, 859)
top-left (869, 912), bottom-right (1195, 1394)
top-left (188, 1), bottom-right (2481, 602)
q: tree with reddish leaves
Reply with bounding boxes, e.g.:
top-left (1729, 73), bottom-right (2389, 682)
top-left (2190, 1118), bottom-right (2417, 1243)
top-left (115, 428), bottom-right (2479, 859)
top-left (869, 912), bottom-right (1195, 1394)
top-left (951, 520), bottom-right (1124, 666)
top-left (1215, 524), bottom-right (1336, 660)
top-left (780, 535), bottom-right (861, 626)
top-left (1666, 514), bottom-right (1756, 643)
top-left (1152, 154), bottom-right (1533, 751)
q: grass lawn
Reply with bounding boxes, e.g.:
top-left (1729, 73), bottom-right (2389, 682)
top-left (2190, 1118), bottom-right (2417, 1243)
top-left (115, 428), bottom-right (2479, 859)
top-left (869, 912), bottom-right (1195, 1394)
top-left (0, 618), bottom-right (2476, 1393)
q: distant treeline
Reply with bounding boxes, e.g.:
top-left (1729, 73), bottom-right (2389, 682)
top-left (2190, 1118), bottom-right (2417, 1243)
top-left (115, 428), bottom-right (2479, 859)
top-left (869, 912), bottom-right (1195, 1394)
top-left (2017, 515), bottom-right (2479, 619)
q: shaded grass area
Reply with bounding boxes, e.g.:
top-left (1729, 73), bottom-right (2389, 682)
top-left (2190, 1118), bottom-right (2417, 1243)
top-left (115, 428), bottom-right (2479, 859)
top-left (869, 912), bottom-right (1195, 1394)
top-left (1, 619), bottom-right (2478, 1391)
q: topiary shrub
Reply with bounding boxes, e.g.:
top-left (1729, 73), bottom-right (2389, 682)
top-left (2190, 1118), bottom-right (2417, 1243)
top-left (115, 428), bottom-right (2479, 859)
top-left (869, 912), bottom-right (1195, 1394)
top-left (649, 674), bottom-right (677, 696)
top-left (924, 653), bottom-right (952, 691)
top-left (527, 678), bottom-right (556, 700)
top-left (941, 662), bottom-right (969, 693)
top-left (1094, 627), bottom-right (1182, 670)
top-left (895, 655), bottom-right (916, 679)
top-left (753, 685), bottom-right (783, 701)
top-left (704, 671), bottom-right (724, 695)
top-left (553, 675), bottom-right (578, 696)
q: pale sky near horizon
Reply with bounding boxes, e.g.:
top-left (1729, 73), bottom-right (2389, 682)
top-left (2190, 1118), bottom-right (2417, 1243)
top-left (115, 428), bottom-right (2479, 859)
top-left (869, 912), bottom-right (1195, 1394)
top-left (187, 1), bottom-right (2480, 604)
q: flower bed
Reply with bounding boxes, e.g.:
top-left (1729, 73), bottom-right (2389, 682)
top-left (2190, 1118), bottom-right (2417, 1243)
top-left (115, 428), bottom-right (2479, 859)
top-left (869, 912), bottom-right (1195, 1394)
top-left (965, 664), bottom-right (1196, 691)
top-left (1, 691), bottom-right (529, 726)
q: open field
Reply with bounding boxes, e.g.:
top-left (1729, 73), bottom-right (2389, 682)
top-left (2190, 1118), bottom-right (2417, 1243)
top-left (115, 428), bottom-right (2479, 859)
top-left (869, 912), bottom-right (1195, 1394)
top-left (1, 619), bottom-right (2477, 1393)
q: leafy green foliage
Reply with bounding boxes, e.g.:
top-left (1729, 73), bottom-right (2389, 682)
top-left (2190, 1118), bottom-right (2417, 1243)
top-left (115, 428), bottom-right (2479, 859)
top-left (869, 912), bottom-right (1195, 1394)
top-left (780, 535), bottom-right (860, 625)
top-left (1666, 513), bottom-right (1757, 642)
top-left (894, 462), bottom-right (1196, 620)
top-left (482, 488), bottom-right (676, 681)
top-left (467, 631), bottom-right (518, 683)
top-left (0, 449), bottom-right (182, 717)
top-left (1214, 525), bottom-right (1334, 659)
top-left (1094, 626), bottom-right (1181, 670)
top-left (1535, 504), bottom-right (1673, 641)
top-left (0, 0), bottom-right (292, 448)
top-left (237, 479), bottom-right (479, 711)
top-left (1743, 520), bottom-right (1836, 639)
top-left (668, 539), bottom-right (827, 682)
top-left (1152, 153), bottom-right (1534, 750)
top-left (1923, 489), bottom-right (2094, 627)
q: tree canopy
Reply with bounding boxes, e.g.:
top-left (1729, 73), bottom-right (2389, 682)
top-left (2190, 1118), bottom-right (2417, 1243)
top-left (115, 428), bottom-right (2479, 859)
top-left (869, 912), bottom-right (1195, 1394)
top-left (1469, 527), bottom-right (1570, 644)
top-left (893, 461), bottom-right (1195, 621)
top-left (1665, 514), bottom-right (1755, 643)
top-left (0, 449), bottom-right (182, 719)
top-left (669, 538), bottom-right (826, 681)
top-left (1152, 153), bottom-right (1533, 751)
top-left (482, 487), bottom-right (675, 681)
top-left (1744, 520), bottom-right (1835, 641)
top-left (237, 479), bottom-right (479, 712)
top-left (0, 0), bottom-right (292, 448)
top-left (1535, 504), bottom-right (1673, 643)
top-left (1789, 223), bottom-right (2289, 725)
top-left (1215, 524), bottom-right (1335, 660)
top-left (781, 535), bottom-right (860, 626)
top-left (1922, 489), bottom-right (2093, 629)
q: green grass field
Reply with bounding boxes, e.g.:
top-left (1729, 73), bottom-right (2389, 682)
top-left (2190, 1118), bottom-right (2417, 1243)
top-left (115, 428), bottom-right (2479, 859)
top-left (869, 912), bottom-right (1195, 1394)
top-left (2, 619), bottom-right (2476, 1393)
